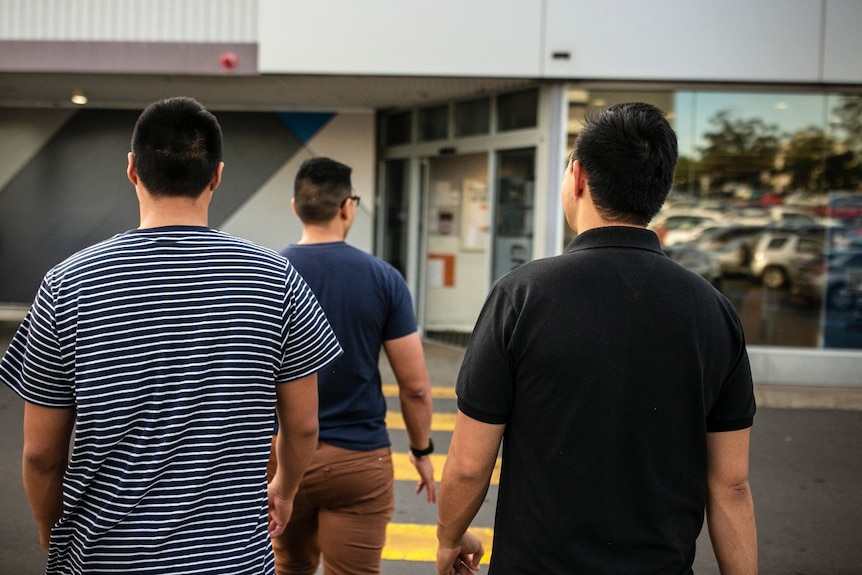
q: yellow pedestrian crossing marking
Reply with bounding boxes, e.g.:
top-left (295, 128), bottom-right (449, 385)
top-left (383, 386), bottom-right (497, 566)
top-left (383, 523), bottom-right (494, 562)
top-left (386, 411), bottom-right (456, 431)
top-left (391, 452), bottom-right (500, 485)
top-left (382, 384), bottom-right (456, 399)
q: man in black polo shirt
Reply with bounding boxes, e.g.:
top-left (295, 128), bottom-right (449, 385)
top-left (436, 102), bottom-right (757, 574)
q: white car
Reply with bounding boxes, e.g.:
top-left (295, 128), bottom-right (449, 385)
top-left (651, 213), bottom-right (722, 246)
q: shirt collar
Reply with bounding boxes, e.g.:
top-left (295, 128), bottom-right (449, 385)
top-left (565, 226), bottom-right (664, 255)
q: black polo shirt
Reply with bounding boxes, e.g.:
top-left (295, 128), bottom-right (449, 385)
top-left (457, 226), bottom-right (754, 574)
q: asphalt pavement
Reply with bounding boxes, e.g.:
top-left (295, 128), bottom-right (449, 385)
top-left (1, 325), bottom-right (861, 574)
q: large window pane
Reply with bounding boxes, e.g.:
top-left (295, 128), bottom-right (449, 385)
top-left (565, 89), bottom-right (862, 351)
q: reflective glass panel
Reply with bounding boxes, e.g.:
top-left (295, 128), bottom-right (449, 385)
top-left (564, 89), bottom-right (862, 350)
top-left (419, 105), bottom-right (449, 142)
top-left (384, 110), bottom-right (412, 146)
top-left (455, 97), bottom-right (491, 137)
top-left (494, 148), bottom-right (535, 281)
top-left (498, 89), bottom-right (538, 131)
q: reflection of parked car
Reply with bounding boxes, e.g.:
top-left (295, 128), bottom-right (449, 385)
top-left (827, 195), bottom-right (862, 221)
top-left (664, 246), bottom-right (723, 289)
top-left (652, 214), bottom-right (722, 246)
top-left (750, 231), bottom-right (826, 290)
top-left (677, 225), bottom-right (767, 276)
top-left (793, 252), bottom-right (862, 310)
top-left (768, 207), bottom-right (818, 227)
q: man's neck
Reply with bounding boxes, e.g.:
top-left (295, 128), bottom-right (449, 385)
top-left (297, 222), bottom-right (347, 245)
top-left (138, 193), bottom-right (209, 229)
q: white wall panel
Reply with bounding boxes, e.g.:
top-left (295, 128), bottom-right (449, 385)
top-left (823, 0), bottom-right (862, 83)
top-left (221, 113), bottom-right (375, 254)
top-left (259, 0), bottom-right (543, 77)
top-left (543, 0), bottom-right (823, 82)
top-left (0, 0), bottom-right (257, 42)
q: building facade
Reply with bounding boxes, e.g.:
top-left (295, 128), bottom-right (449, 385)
top-left (1, 0), bottom-right (861, 385)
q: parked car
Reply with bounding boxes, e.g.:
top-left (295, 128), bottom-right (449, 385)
top-left (793, 252), bottom-right (862, 310)
top-left (768, 208), bottom-right (817, 227)
top-left (729, 205), bottom-right (772, 226)
top-left (826, 194), bottom-right (862, 222)
top-left (750, 231), bottom-right (826, 289)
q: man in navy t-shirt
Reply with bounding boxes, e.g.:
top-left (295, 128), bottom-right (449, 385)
top-left (270, 157), bottom-right (436, 575)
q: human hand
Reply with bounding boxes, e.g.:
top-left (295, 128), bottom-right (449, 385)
top-left (436, 531), bottom-right (483, 574)
top-left (410, 451), bottom-right (437, 503)
top-left (267, 483), bottom-right (294, 537)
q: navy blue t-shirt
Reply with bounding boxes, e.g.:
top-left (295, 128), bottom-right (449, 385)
top-left (281, 241), bottom-right (417, 450)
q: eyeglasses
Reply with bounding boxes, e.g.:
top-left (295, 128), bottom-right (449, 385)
top-left (340, 195), bottom-right (361, 208)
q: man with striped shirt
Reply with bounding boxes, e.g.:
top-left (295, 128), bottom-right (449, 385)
top-left (0, 97), bottom-right (342, 575)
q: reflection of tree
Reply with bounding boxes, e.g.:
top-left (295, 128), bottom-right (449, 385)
top-left (784, 128), bottom-right (832, 191)
top-left (698, 110), bottom-right (780, 193)
top-left (673, 155), bottom-right (697, 192)
top-left (826, 95), bottom-right (862, 190)
top-left (823, 151), bottom-right (862, 190)
top-left (689, 102), bottom-right (862, 195)
top-left (832, 95), bottom-right (862, 152)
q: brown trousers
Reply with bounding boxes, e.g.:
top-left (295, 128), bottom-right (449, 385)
top-left (267, 442), bottom-right (395, 575)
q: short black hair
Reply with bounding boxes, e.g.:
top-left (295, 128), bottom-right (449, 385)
top-left (130, 97), bottom-right (223, 198)
top-left (293, 157), bottom-right (353, 224)
top-left (574, 102), bottom-right (678, 225)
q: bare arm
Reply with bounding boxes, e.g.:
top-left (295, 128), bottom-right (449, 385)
top-left (22, 402), bottom-right (75, 551)
top-left (383, 332), bottom-right (436, 503)
top-left (268, 373), bottom-right (319, 536)
top-left (437, 410), bottom-right (504, 574)
top-left (706, 428), bottom-right (758, 574)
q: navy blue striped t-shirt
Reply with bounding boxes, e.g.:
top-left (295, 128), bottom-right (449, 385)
top-left (0, 226), bottom-right (342, 575)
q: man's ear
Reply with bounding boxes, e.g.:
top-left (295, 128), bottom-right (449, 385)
top-left (127, 152), bottom-right (138, 186)
top-left (209, 162), bottom-right (224, 192)
top-left (290, 197), bottom-right (299, 218)
top-left (338, 198), bottom-right (351, 221)
top-left (572, 159), bottom-right (587, 197)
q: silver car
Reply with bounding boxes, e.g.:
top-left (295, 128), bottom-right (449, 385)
top-left (750, 231), bottom-right (826, 290)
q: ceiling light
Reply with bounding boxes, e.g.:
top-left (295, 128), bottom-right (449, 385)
top-left (71, 91), bottom-right (88, 105)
